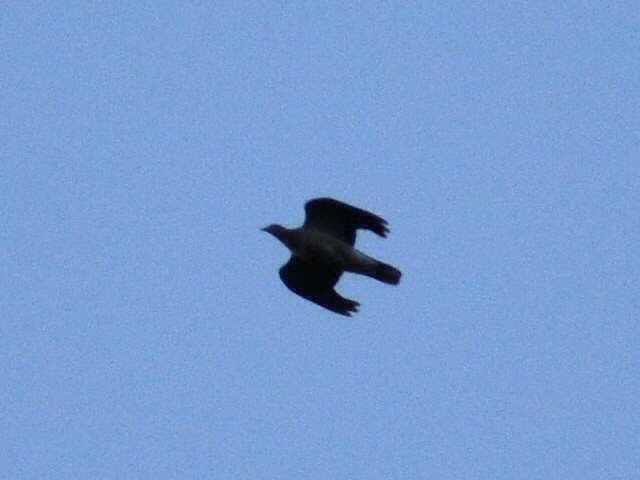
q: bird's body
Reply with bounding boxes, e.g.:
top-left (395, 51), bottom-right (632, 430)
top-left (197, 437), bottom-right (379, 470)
top-left (262, 198), bottom-right (401, 316)
top-left (282, 226), bottom-right (361, 267)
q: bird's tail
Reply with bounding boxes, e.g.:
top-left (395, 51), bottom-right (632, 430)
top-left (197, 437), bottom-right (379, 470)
top-left (372, 261), bottom-right (402, 285)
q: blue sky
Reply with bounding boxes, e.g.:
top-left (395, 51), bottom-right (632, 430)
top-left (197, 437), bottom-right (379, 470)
top-left (1, 2), bottom-right (638, 479)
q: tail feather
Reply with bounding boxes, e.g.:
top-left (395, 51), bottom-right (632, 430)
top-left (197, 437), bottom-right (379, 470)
top-left (373, 262), bottom-right (401, 285)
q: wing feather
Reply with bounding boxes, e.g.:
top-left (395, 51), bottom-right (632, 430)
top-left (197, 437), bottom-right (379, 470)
top-left (304, 197), bottom-right (389, 246)
top-left (279, 256), bottom-right (359, 316)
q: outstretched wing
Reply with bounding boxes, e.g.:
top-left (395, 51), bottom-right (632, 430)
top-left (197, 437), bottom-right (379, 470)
top-left (279, 256), bottom-right (359, 316)
top-left (304, 197), bottom-right (389, 246)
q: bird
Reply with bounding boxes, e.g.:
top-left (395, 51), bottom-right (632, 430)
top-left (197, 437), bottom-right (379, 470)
top-left (262, 197), bottom-right (401, 316)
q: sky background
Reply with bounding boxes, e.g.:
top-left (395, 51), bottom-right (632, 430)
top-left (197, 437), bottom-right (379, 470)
top-left (1, 2), bottom-right (638, 479)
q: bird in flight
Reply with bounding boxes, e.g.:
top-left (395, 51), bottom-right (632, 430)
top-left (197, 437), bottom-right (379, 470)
top-left (262, 197), bottom-right (401, 316)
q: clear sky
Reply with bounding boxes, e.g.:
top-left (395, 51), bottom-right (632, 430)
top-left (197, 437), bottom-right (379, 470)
top-left (2, 3), bottom-right (638, 479)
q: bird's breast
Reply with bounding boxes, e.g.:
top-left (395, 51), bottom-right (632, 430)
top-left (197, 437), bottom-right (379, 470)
top-left (293, 229), bottom-right (374, 271)
top-left (294, 241), bottom-right (338, 265)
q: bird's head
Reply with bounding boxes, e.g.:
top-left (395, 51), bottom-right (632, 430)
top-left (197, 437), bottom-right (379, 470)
top-left (261, 224), bottom-right (288, 241)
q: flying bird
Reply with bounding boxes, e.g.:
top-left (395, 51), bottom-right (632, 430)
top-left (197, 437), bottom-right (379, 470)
top-left (262, 197), bottom-right (401, 316)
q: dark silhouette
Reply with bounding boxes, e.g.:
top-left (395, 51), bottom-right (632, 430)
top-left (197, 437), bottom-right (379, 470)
top-left (262, 198), bottom-right (401, 316)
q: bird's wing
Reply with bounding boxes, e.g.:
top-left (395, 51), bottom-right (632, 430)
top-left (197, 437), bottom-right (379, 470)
top-left (279, 256), bottom-right (359, 316)
top-left (303, 197), bottom-right (389, 246)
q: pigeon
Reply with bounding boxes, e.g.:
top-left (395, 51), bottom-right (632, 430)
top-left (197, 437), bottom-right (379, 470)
top-left (262, 197), bottom-right (401, 316)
